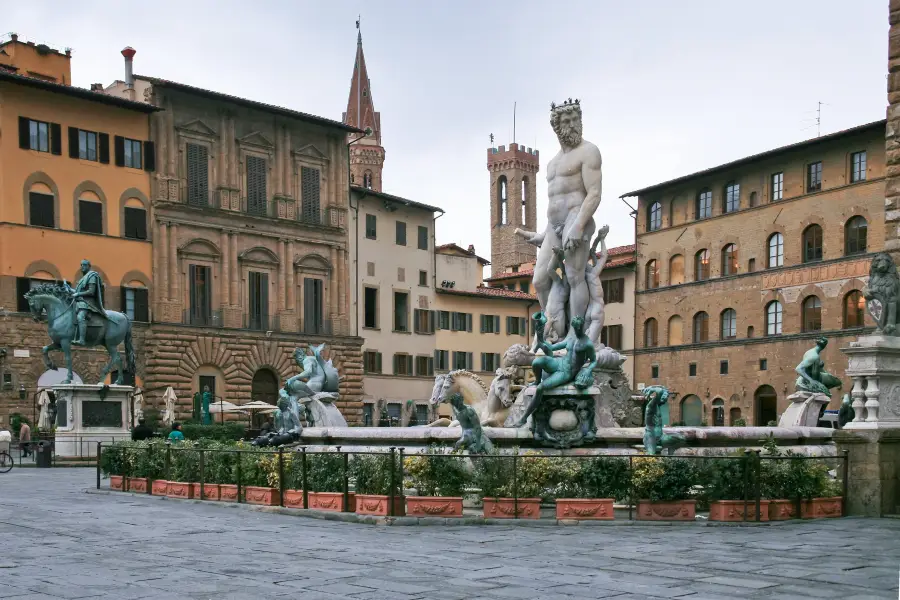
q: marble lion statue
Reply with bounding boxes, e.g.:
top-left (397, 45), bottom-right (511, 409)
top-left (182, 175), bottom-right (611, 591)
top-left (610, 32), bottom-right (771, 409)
top-left (863, 252), bottom-right (900, 335)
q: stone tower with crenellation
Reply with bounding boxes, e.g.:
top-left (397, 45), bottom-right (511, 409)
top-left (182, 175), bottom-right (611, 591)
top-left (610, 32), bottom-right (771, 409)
top-left (487, 142), bottom-right (539, 276)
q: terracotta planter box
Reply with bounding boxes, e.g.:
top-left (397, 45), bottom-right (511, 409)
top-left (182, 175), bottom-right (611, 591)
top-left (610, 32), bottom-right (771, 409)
top-left (126, 477), bottom-right (148, 493)
top-left (483, 497), bottom-right (541, 519)
top-left (308, 491), bottom-right (356, 512)
top-left (636, 500), bottom-right (696, 521)
top-left (219, 484), bottom-right (239, 503)
top-left (356, 494), bottom-right (405, 516)
top-left (109, 475), bottom-right (124, 491)
top-left (151, 480), bottom-right (168, 496)
top-left (768, 499), bottom-right (798, 521)
top-left (709, 500), bottom-right (769, 522)
top-left (555, 498), bottom-right (615, 521)
top-left (802, 496), bottom-right (842, 519)
top-left (406, 496), bottom-right (464, 517)
top-left (244, 486), bottom-right (280, 506)
top-left (283, 489), bottom-right (306, 509)
top-left (166, 481), bottom-right (194, 499)
top-left (190, 483), bottom-right (221, 501)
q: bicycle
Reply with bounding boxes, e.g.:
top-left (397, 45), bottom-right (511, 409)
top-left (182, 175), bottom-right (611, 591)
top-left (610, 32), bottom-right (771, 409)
top-left (0, 451), bottom-right (12, 473)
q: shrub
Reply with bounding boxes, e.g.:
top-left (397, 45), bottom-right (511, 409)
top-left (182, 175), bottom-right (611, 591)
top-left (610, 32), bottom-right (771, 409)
top-left (700, 455), bottom-right (751, 502)
top-left (305, 451), bottom-right (345, 492)
top-left (10, 413), bottom-right (29, 434)
top-left (568, 456), bottom-right (631, 500)
top-left (180, 423), bottom-right (247, 442)
top-left (351, 454), bottom-right (398, 495)
top-left (99, 443), bottom-right (126, 478)
top-left (236, 446), bottom-right (271, 487)
top-left (170, 445), bottom-right (201, 482)
top-left (733, 418), bottom-right (747, 427)
top-left (123, 441), bottom-right (167, 479)
top-left (632, 457), bottom-right (696, 502)
top-left (404, 445), bottom-right (468, 497)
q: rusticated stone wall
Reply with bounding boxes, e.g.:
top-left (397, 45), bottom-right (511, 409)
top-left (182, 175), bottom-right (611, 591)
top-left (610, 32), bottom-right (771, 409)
top-left (142, 324), bottom-right (363, 425)
top-left (887, 0), bottom-right (900, 255)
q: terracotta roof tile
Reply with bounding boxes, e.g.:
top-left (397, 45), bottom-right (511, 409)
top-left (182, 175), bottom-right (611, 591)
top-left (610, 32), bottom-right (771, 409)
top-left (437, 287), bottom-right (536, 301)
top-left (484, 244), bottom-right (636, 282)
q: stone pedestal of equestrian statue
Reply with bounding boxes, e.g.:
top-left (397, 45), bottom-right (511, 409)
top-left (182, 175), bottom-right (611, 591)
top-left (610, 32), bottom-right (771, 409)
top-left (53, 383), bottom-right (132, 457)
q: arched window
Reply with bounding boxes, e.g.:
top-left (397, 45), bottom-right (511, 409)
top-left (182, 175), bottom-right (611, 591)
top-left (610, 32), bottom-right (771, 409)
top-left (648, 201), bottom-right (662, 231)
top-left (122, 281), bottom-right (149, 322)
top-left (694, 249), bottom-right (709, 281)
top-left (802, 296), bottom-right (822, 332)
top-left (498, 176), bottom-right (508, 225)
top-left (766, 301), bottom-right (783, 336)
top-left (693, 311), bottom-right (709, 343)
top-left (521, 177), bottom-right (528, 226)
top-left (767, 233), bottom-right (784, 268)
top-left (844, 290), bottom-right (866, 328)
top-left (695, 189), bottom-right (712, 219)
top-left (644, 318), bottom-right (658, 348)
top-left (363, 170), bottom-right (373, 189)
top-left (723, 182), bottom-right (740, 213)
top-left (645, 259), bottom-right (659, 289)
top-left (667, 315), bottom-right (683, 345)
top-left (720, 308), bottom-right (737, 339)
top-left (803, 224), bottom-right (823, 263)
top-left (845, 216), bottom-right (868, 256)
top-left (669, 254), bottom-right (684, 285)
top-left (712, 398), bottom-right (725, 426)
top-left (721, 244), bottom-right (738, 276)
top-left (123, 197), bottom-right (148, 240)
top-left (680, 395), bottom-right (703, 426)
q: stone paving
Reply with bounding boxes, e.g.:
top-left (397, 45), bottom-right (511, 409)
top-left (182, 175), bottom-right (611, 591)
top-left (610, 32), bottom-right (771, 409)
top-left (0, 469), bottom-right (898, 600)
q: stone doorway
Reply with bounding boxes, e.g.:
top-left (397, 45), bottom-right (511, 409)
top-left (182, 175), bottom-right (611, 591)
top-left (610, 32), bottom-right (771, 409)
top-left (754, 385), bottom-right (778, 425)
top-left (712, 398), bottom-right (725, 426)
top-left (251, 369), bottom-right (279, 427)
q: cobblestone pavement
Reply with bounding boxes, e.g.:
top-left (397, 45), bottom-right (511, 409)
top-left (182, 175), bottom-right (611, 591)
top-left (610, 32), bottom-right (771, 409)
top-left (0, 469), bottom-right (898, 600)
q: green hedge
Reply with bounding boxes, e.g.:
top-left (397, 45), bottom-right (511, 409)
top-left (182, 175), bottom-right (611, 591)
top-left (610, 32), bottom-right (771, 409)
top-left (180, 423), bottom-right (247, 442)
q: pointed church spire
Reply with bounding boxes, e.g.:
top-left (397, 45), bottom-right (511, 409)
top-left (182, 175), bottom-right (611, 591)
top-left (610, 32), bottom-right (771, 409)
top-left (343, 20), bottom-right (381, 146)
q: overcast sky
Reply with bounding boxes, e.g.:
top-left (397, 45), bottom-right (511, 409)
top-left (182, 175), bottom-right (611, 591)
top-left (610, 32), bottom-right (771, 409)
top-left (6, 1), bottom-right (887, 270)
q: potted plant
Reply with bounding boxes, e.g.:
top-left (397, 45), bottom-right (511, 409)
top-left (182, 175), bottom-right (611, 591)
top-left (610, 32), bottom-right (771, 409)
top-left (474, 452), bottom-right (544, 519)
top-left (125, 442), bottom-right (150, 493)
top-left (188, 442), bottom-right (224, 501)
top-left (554, 456), bottom-right (629, 520)
top-left (242, 449), bottom-right (280, 506)
top-left (100, 443), bottom-right (126, 491)
top-left (352, 453), bottom-right (404, 516)
top-left (799, 459), bottom-right (842, 518)
top-left (167, 445), bottom-right (199, 499)
top-left (215, 446), bottom-right (241, 502)
top-left (633, 457), bottom-right (697, 521)
top-left (404, 446), bottom-right (468, 517)
top-left (703, 456), bottom-right (768, 522)
top-left (306, 451), bottom-right (354, 511)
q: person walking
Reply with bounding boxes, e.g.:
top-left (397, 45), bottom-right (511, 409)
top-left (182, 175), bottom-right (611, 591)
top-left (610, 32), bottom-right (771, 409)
top-left (18, 421), bottom-right (32, 458)
top-left (167, 422), bottom-right (184, 442)
top-left (131, 418), bottom-right (154, 441)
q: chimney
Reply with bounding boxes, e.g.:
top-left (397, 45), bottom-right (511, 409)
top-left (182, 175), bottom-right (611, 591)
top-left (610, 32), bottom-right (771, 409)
top-left (467, 244), bottom-right (475, 254)
top-left (90, 83), bottom-right (103, 92)
top-left (121, 46), bottom-right (136, 100)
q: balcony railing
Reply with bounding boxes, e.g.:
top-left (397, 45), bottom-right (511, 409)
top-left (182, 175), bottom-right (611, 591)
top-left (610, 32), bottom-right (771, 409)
top-left (177, 188), bottom-right (342, 228)
top-left (182, 309), bottom-right (222, 327)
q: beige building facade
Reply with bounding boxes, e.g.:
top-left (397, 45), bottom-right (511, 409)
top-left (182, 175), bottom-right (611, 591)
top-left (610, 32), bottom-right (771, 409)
top-left (625, 120), bottom-right (885, 426)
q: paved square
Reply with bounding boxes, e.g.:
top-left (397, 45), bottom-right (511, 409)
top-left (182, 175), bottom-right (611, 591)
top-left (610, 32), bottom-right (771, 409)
top-left (0, 469), bottom-right (897, 599)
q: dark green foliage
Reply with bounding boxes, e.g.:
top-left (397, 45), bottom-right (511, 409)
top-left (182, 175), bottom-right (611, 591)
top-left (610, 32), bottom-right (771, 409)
top-left (305, 452), bottom-right (345, 492)
top-left (632, 457), bottom-right (697, 502)
top-left (700, 457), bottom-right (750, 502)
top-left (10, 413), bottom-right (29, 434)
top-left (570, 456), bottom-right (631, 500)
top-left (404, 445), bottom-right (468, 497)
top-left (99, 443), bottom-right (126, 478)
top-left (351, 454), bottom-right (398, 495)
top-left (180, 423), bottom-right (246, 442)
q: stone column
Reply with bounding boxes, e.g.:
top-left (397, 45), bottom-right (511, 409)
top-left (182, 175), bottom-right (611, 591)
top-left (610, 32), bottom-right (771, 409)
top-left (851, 376), bottom-right (866, 424)
top-left (278, 239), bottom-right (286, 312)
top-left (286, 241), bottom-right (295, 312)
top-left (230, 234), bottom-right (239, 307)
top-left (329, 245), bottom-right (338, 323)
top-left (168, 223), bottom-right (179, 306)
top-left (159, 222), bottom-right (169, 302)
top-left (865, 376), bottom-right (881, 423)
top-left (221, 229), bottom-right (230, 306)
top-left (338, 248), bottom-right (346, 318)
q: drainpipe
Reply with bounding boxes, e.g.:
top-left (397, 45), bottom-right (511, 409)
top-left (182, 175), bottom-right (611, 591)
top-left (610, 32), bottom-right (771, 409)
top-left (346, 132), bottom-right (368, 338)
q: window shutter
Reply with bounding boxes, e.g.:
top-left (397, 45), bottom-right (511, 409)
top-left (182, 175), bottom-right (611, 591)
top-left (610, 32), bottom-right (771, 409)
top-left (301, 166), bottom-right (321, 223)
top-left (16, 278), bottom-right (31, 312)
top-left (50, 123), bottom-right (61, 155)
top-left (68, 127), bottom-right (79, 159)
top-left (134, 288), bottom-right (149, 322)
top-left (246, 155), bottom-right (267, 215)
top-left (120, 286), bottom-right (128, 312)
top-left (393, 354), bottom-right (399, 375)
top-left (429, 310), bottom-right (435, 333)
top-left (494, 315), bottom-right (500, 334)
top-left (143, 141), bottom-right (156, 172)
top-left (187, 143), bottom-right (209, 206)
top-left (375, 352), bottom-right (382, 373)
top-left (18, 117), bottom-right (30, 149)
top-left (114, 136), bottom-right (125, 166)
top-left (98, 133), bottom-right (110, 164)
top-left (407, 355), bottom-right (413, 374)
top-left (467, 352), bottom-right (473, 370)
top-left (480, 315), bottom-right (485, 333)
top-left (466, 314), bottom-right (472, 332)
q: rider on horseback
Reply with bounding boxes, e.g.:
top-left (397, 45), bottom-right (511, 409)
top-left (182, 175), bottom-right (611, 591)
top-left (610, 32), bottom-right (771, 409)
top-left (65, 259), bottom-right (106, 346)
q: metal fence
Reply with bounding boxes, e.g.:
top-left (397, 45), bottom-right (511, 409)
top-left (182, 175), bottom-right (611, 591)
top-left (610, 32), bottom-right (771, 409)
top-left (97, 444), bottom-right (849, 521)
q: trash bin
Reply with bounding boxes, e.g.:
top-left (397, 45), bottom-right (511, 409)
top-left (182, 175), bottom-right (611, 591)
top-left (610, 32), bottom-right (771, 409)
top-left (35, 440), bottom-right (52, 468)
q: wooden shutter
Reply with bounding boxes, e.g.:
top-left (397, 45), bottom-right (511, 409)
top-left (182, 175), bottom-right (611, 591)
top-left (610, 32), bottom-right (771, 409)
top-left (120, 286), bottom-right (128, 312)
top-left (186, 143), bottom-right (209, 206)
top-left (480, 353), bottom-right (486, 371)
top-left (50, 123), bottom-right (61, 155)
top-left (480, 315), bottom-right (486, 333)
top-left (18, 117), bottom-right (30, 149)
top-left (494, 315), bottom-right (500, 334)
top-left (98, 133), bottom-right (110, 164)
top-left (134, 288), bottom-right (149, 322)
top-left (68, 127), bottom-right (79, 158)
top-left (427, 357), bottom-right (434, 376)
top-left (429, 310), bottom-right (435, 333)
top-left (392, 354), bottom-right (399, 375)
top-left (301, 166), bottom-right (320, 223)
top-left (376, 352), bottom-right (382, 373)
top-left (246, 155), bottom-right (267, 215)
top-left (466, 314), bottom-right (472, 332)
top-left (114, 135), bottom-right (125, 166)
top-left (143, 141), bottom-right (156, 172)
top-left (467, 352), bottom-right (473, 370)
top-left (189, 265), bottom-right (197, 322)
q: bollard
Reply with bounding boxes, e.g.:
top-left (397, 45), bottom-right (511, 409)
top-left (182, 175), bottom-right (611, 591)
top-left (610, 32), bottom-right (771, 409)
top-left (301, 447), bottom-right (309, 509)
top-left (388, 447), bottom-right (397, 517)
top-left (342, 450), bottom-right (350, 512)
top-left (278, 448), bottom-right (285, 508)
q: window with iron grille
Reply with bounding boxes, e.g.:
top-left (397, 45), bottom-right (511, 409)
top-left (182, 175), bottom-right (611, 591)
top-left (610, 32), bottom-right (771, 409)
top-left (301, 166), bottom-right (321, 223)
top-left (601, 278), bottom-right (625, 303)
top-left (689, 363), bottom-right (697, 377)
top-left (851, 151), bottom-right (866, 183)
top-left (365, 214), bottom-right (377, 239)
top-left (303, 278), bottom-right (324, 334)
top-left (719, 360), bottom-right (729, 375)
top-left (78, 200), bottom-right (103, 234)
top-left (189, 265), bottom-right (212, 325)
top-left (807, 161), bottom-right (822, 192)
top-left (364, 287), bottom-right (378, 328)
top-left (186, 143), bottom-right (209, 206)
top-left (434, 349), bottom-right (449, 370)
top-left (124, 207), bottom-right (147, 240)
top-left (394, 292), bottom-right (409, 332)
top-left (246, 155), bottom-right (267, 216)
top-left (651, 365), bottom-right (659, 379)
top-left (600, 324), bottom-right (623, 350)
top-left (29, 192), bottom-right (54, 228)
top-left (771, 172), bottom-right (784, 201)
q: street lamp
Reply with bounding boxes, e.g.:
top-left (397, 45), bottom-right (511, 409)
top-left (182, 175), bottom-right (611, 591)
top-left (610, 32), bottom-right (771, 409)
top-left (18, 384), bottom-right (25, 400)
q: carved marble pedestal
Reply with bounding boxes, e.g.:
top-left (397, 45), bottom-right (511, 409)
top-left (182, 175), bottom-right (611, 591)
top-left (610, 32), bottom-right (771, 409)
top-left (778, 391), bottom-right (830, 428)
top-left (53, 384), bottom-right (132, 457)
top-left (842, 335), bottom-right (900, 430)
top-left (528, 385), bottom-right (599, 448)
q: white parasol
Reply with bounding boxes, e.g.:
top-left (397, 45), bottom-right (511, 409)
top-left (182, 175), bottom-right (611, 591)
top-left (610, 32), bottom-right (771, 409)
top-left (161, 387), bottom-right (177, 426)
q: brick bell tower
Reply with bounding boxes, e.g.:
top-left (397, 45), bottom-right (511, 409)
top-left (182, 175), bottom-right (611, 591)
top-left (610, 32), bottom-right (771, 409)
top-left (343, 27), bottom-right (385, 191)
top-left (487, 141), bottom-right (540, 275)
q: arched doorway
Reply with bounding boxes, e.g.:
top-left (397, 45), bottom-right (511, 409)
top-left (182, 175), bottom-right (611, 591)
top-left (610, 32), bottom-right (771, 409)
top-left (754, 385), bottom-right (778, 426)
top-left (712, 398), bottom-right (725, 426)
top-left (251, 369), bottom-right (279, 426)
top-left (680, 395), bottom-right (703, 426)
top-left (729, 407), bottom-right (742, 425)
